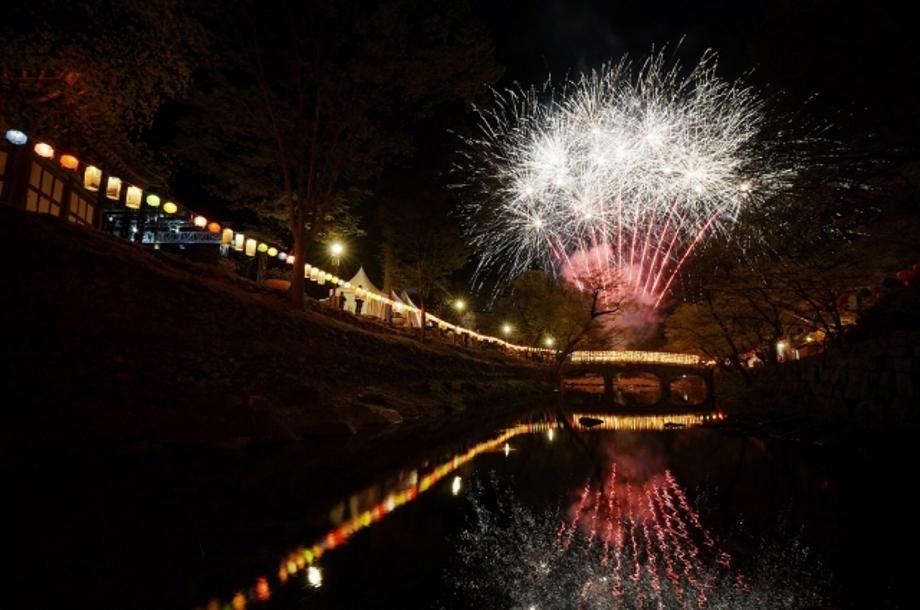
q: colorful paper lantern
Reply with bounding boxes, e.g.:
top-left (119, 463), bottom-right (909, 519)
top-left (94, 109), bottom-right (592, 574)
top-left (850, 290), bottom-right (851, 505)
top-left (125, 186), bottom-right (142, 209)
top-left (207, 222), bottom-right (221, 234)
top-left (163, 201), bottom-right (178, 214)
top-left (245, 238), bottom-right (257, 256)
top-left (257, 242), bottom-right (269, 253)
top-left (193, 215), bottom-right (207, 228)
top-left (267, 246), bottom-right (278, 257)
top-left (105, 176), bottom-right (122, 200)
top-left (84, 166), bottom-right (102, 191)
top-left (234, 233), bottom-right (245, 251)
top-left (5, 130), bottom-right (27, 145)
top-left (59, 155), bottom-right (79, 170)
top-left (34, 142), bottom-right (54, 158)
top-left (221, 228), bottom-right (233, 245)
top-left (146, 194), bottom-right (161, 207)
top-left (278, 252), bottom-right (287, 261)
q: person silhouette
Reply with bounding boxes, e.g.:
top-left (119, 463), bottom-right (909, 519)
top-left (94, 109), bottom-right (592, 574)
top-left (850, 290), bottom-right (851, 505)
top-left (355, 285), bottom-right (365, 315)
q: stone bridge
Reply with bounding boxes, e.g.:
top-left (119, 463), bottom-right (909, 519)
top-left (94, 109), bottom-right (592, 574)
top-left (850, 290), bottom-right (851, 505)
top-left (563, 350), bottom-right (716, 409)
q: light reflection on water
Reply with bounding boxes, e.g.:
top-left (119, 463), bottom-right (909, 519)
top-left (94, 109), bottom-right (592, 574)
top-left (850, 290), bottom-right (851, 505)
top-left (203, 411), bottom-right (725, 609)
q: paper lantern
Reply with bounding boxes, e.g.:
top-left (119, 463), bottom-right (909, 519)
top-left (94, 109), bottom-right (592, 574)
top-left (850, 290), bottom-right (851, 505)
top-left (146, 194), bottom-right (161, 207)
top-left (34, 142), bottom-right (54, 158)
top-left (267, 246), bottom-right (278, 257)
top-left (193, 215), bottom-right (207, 228)
top-left (105, 176), bottom-right (122, 200)
top-left (163, 201), bottom-right (178, 214)
top-left (257, 242), bottom-right (268, 253)
top-left (125, 186), bottom-right (142, 209)
top-left (207, 222), bottom-right (221, 234)
top-left (245, 238), bottom-right (257, 256)
top-left (59, 155), bottom-right (79, 170)
top-left (84, 166), bottom-right (102, 191)
top-left (5, 130), bottom-right (27, 145)
top-left (278, 252), bottom-right (287, 261)
top-left (286, 255), bottom-right (295, 264)
top-left (233, 233), bottom-right (245, 251)
top-left (221, 228), bottom-right (233, 245)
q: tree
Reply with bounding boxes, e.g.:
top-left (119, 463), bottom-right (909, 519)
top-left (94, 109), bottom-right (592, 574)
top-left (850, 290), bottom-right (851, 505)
top-left (177, 0), bottom-right (501, 307)
top-left (0, 0), bottom-right (199, 182)
top-left (493, 271), bottom-right (568, 347)
top-left (381, 198), bottom-right (469, 337)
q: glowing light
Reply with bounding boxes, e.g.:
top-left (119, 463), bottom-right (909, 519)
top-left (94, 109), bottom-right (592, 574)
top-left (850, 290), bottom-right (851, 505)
top-left (454, 299), bottom-right (466, 312)
top-left (5, 129), bottom-right (27, 145)
top-left (83, 166), bottom-right (102, 191)
top-left (503, 442), bottom-right (511, 457)
top-left (234, 233), bottom-right (245, 251)
top-left (105, 176), bottom-right (122, 200)
top-left (207, 222), bottom-right (221, 234)
top-left (221, 228), bottom-right (233, 246)
top-left (268, 246), bottom-right (278, 257)
top-left (570, 350), bottom-right (705, 366)
top-left (257, 242), bottom-right (269, 253)
top-left (163, 201), bottom-right (178, 214)
top-left (245, 238), bottom-right (256, 257)
top-left (59, 155), bottom-right (79, 170)
top-left (329, 241), bottom-right (344, 257)
top-left (278, 252), bottom-right (287, 261)
top-left (307, 566), bottom-right (323, 588)
top-left (460, 49), bottom-right (797, 308)
top-left (544, 336), bottom-right (555, 348)
top-left (451, 476), bottom-right (462, 496)
top-left (125, 186), bottom-right (142, 209)
top-left (146, 194), bottom-right (161, 207)
top-left (193, 215), bottom-right (208, 228)
top-left (501, 323), bottom-right (513, 336)
top-left (33, 142), bottom-right (54, 158)
top-left (547, 428), bottom-right (555, 442)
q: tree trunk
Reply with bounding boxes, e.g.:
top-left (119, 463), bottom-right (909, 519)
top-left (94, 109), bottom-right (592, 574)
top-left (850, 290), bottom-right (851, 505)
top-left (288, 208), bottom-right (305, 308)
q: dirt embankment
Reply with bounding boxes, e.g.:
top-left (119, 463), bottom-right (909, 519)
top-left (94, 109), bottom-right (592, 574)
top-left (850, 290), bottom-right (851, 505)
top-left (1, 208), bottom-right (550, 454)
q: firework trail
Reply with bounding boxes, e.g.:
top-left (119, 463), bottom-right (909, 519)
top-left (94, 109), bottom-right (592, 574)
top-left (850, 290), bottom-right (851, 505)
top-left (460, 48), bottom-right (794, 308)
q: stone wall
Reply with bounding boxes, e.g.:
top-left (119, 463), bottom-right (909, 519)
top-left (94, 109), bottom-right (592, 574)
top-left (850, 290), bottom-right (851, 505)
top-left (748, 330), bottom-right (920, 425)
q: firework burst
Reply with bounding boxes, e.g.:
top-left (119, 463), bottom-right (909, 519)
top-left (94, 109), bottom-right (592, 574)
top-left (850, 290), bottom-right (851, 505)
top-left (460, 49), bottom-right (795, 307)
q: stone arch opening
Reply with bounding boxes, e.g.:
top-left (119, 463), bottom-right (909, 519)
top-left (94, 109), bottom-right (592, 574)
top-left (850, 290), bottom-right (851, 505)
top-left (668, 373), bottom-right (709, 406)
top-left (614, 371), bottom-right (662, 407)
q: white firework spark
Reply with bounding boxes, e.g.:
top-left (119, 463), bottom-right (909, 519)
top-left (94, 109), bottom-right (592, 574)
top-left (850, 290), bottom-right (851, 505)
top-left (460, 49), bottom-right (795, 308)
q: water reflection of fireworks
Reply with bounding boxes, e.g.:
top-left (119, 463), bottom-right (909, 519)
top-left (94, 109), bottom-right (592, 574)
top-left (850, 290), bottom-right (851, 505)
top-left (454, 465), bottom-right (827, 609)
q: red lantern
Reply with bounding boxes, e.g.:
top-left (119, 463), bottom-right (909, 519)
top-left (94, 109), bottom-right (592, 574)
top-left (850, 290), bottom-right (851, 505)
top-left (207, 222), bottom-right (221, 234)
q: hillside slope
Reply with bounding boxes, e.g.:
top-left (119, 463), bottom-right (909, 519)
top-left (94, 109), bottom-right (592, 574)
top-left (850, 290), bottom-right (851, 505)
top-left (1, 208), bottom-right (547, 451)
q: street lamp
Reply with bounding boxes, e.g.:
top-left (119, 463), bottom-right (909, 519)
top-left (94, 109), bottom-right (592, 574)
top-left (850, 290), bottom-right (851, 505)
top-left (453, 298), bottom-right (466, 312)
top-left (329, 241), bottom-right (345, 309)
top-left (501, 323), bottom-right (513, 337)
top-left (544, 335), bottom-right (555, 348)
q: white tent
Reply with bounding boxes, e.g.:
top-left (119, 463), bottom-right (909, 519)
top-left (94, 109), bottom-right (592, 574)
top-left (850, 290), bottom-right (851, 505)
top-left (398, 290), bottom-right (423, 328)
top-left (338, 266), bottom-right (388, 319)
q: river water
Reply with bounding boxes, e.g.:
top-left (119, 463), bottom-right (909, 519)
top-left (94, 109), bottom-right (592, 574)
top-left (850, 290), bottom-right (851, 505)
top-left (201, 411), bottom-right (911, 609)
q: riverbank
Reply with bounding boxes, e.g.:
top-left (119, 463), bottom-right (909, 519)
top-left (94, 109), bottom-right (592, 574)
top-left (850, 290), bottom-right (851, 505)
top-left (1, 207), bottom-right (552, 457)
top-left (711, 281), bottom-right (920, 441)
